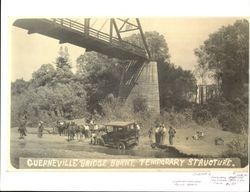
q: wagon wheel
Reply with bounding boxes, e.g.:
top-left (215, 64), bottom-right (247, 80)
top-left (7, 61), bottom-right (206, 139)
top-left (117, 142), bottom-right (126, 150)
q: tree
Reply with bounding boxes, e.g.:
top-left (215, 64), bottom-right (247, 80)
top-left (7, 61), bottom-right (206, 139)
top-left (11, 78), bottom-right (29, 95)
top-left (11, 46), bottom-right (88, 126)
top-left (77, 52), bottom-right (122, 113)
top-left (194, 19), bottom-right (249, 101)
top-left (55, 46), bottom-right (72, 70)
top-left (194, 46), bottom-right (213, 84)
top-left (77, 31), bottom-right (196, 113)
top-left (158, 63), bottom-right (197, 112)
top-left (124, 31), bottom-right (170, 63)
top-left (194, 20), bottom-right (249, 133)
top-left (125, 31), bottom-right (196, 111)
top-left (31, 64), bottom-right (56, 87)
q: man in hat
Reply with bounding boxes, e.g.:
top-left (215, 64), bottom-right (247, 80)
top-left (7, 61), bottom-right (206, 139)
top-left (18, 114), bottom-right (28, 139)
top-left (38, 121), bottom-right (44, 138)
top-left (161, 124), bottom-right (167, 145)
top-left (168, 126), bottom-right (176, 145)
top-left (155, 124), bottom-right (161, 145)
top-left (148, 127), bottom-right (153, 142)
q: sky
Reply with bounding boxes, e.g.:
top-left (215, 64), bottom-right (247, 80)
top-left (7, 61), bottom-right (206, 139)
top-left (11, 17), bottom-right (240, 82)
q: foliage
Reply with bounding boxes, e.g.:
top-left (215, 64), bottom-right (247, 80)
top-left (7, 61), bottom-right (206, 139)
top-left (158, 63), bottom-right (197, 112)
top-left (192, 96), bottom-right (248, 133)
top-left (11, 47), bottom-right (87, 127)
top-left (133, 97), bottom-right (148, 113)
top-left (193, 20), bottom-right (249, 133)
top-left (99, 98), bottom-right (134, 122)
top-left (55, 46), bottom-right (72, 69)
top-left (76, 52), bottom-right (123, 113)
top-left (127, 32), bottom-right (196, 112)
top-left (11, 78), bottom-right (29, 95)
top-left (77, 31), bottom-right (197, 113)
top-left (192, 104), bottom-right (212, 124)
top-left (223, 135), bottom-right (248, 167)
top-left (124, 31), bottom-right (170, 62)
top-left (216, 97), bottom-right (248, 133)
top-left (31, 64), bottom-right (56, 87)
top-left (194, 19), bottom-right (249, 101)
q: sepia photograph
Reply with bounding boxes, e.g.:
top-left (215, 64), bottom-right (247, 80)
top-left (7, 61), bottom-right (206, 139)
top-left (10, 17), bottom-right (248, 169)
top-left (1, 0), bottom-right (250, 191)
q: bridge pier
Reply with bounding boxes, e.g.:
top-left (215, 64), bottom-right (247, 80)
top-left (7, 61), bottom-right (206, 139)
top-left (119, 61), bottom-right (160, 113)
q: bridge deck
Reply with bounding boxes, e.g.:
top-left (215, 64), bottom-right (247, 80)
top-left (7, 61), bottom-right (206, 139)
top-left (13, 18), bottom-right (148, 60)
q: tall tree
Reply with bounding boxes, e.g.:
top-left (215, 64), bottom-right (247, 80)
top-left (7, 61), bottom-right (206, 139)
top-left (194, 19), bottom-right (249, 101)
top-left (11, 78), bottom-right (29, 95)
top-left (11, 47), bottom-right (88, 126)
top-left (30, 64), bottom-right (56, 87)
top-left (55, 46), bottom-right (72, 70)
top-left (77, 52), bottom-right (122, 113)
top-left (77, 31), bottom-right (196, 113)
top-left (124, 31), bottom-right (170, 63)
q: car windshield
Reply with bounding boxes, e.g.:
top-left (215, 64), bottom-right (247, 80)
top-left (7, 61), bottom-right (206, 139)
top-left (105, 123), bottom-right (136, 133)
top-left (116, 126), bottom-right (126, 132)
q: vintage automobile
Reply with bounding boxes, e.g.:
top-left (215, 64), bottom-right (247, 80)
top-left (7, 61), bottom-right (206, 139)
top-left (96, 121), bottom-right (140, 150)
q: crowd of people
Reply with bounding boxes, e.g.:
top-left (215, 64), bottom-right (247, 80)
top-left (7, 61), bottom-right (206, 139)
top-left (17, 115), bottom-right (177, 146)
top-left (149, 123), bottom-right (176, 146)
top-left (55, 118), bottom-right (97, 142)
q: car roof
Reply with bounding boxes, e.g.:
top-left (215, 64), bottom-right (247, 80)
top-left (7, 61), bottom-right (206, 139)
top-left (105, 121), bottom-right (135, 127)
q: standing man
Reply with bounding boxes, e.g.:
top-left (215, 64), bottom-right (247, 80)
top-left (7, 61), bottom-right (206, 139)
top-left (155, 124), bottom-right (160, 145)
top-left (158, 124), bottom-right (163, 145)
top-left (148, 127), bottom-right (153, 142)
top-left (18, 115), bottom-right (27, 139)
top-left (161, 124), bottom-right (167, 145)
top-left (168, 126), bottom-right (176, 145)
top-left (38, 121), bottom-right (44, 138)
top-left (90, 130), bottom-right (97, 145)
top-left (84, 124), bottom-right (90, 138)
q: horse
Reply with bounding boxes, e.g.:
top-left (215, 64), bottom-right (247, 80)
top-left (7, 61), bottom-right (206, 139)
top-left (67, 122), bottom-right (76, 141)
top-left (56, 121), bottom-right (71, 136)
top-left (74, 124), bottom-right (82, 140)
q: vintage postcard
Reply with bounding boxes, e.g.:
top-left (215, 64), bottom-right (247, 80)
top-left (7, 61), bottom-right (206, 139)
top-left (9, 17), bottom-right (249, 172)
top-left (1, 1), bottom-right (250, 192)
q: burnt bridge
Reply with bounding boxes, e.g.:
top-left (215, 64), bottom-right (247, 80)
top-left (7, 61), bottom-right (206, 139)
top-left (13, 18), bottom-right (160, 113)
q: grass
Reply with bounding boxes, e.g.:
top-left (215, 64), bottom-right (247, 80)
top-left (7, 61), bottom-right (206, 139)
top-left (10, 119), bottom-right (248, 169)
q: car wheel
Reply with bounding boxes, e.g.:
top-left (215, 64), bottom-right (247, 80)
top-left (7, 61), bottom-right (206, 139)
top-left (117, 142), bottom-right (126, 150)
top-left (151, 143), bottom-right (156, 149)
top-left (135, 138), bottom-right (139, 146)
top-left (97, 138), bottom-right (104, 146)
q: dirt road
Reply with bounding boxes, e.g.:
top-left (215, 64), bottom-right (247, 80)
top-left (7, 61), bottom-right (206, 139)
top-left (10, 128), bottom-right (183, 168)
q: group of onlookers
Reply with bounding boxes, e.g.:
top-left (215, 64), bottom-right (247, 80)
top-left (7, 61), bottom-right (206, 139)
top-left (148, 123), bottom-right (176, 146)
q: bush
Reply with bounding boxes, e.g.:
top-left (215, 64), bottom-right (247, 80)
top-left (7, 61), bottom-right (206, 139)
top-left (218, 111), bottom-right (247, 133)
top-left (192, 104), bottom-right (212, 124)
top-left (133, 97), bottom-right (148, 113)
top-left (100, 98), bottom-right (135, 122)
top-left (204, 97), bottom-right (248, 133)
top-left (222, 136), bottom-right (248, 167)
